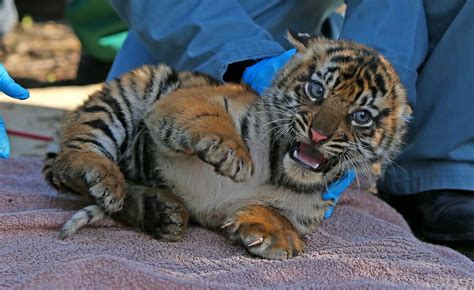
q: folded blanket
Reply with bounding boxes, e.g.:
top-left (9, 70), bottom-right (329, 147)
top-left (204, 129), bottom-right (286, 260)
top-left (1, 158), bottom-right (473, 289)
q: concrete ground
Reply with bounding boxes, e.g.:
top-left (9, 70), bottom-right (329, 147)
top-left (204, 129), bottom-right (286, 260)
top-left (0, 84), bottom-right (100, 157)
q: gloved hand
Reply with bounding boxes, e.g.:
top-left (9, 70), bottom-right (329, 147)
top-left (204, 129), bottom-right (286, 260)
top-left (0, 64), bottom-right (30, 158)
top-left (242, 48), bottom-right (296, 95)
top-left (242, 50), bottom-right (357, 219)
top-left (322, 170), bottom-right (356, 219)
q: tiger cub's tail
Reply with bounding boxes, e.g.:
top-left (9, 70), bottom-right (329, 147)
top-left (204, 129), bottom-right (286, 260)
top-left (58, 205), bottom-right (105, 240)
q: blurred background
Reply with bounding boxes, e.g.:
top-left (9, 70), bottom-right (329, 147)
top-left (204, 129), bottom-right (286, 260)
top-left (0, 0), bottom-right (126, 157)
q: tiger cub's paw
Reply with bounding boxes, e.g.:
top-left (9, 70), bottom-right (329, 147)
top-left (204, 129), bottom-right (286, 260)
top-left (82, 160), bottom-right (126, 213)
top-left (194, 133), bottom-right (253, 182)
top-left (53, 152), bottom-right (126, 213)
top-left (223, 206), bottom-right (305, 260)
top-left (142, 190), bottom-right (189, 242)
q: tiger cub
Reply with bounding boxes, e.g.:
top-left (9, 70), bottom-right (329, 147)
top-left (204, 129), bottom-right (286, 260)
top-left (43, 32), bottom-right (410, 260)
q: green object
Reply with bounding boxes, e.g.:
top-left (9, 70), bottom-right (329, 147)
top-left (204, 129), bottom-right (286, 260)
top-left (98, 31), bottom-right (128, 52)
top-left (66, 0), bottom-right (128, 62)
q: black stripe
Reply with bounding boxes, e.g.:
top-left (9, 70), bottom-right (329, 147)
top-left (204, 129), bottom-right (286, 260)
top-left (191, 112), bottom-right (220, 121)
top-left (166, 69), bottom-right (179, 88)
top-left (143, 66), bottom-right (157, 97)
top-left (83, 119), bottom-right (119, 149)
top-left (223, 97), bottom-right (229, 112)
top-left (117, 79), bottom-right (134, 117)
top-left (84, 208), bottom-right (95, 223)
top-left (129, 71), bottom-right (139, 97)
top-left (98, 94), bottom-right (130, 153)
top-left (66, 144), bottom-right (82, 150)
top-left (295, 115), bottom-right (306, 131)
top-left (330, 55), bottom-right (355, 64)
top-left (81, 105), bottom-right (114, 121)
top-left (382, 111), bottom-right (398, 152)
top-left (268, 131), bottom-right (281, 183)
top-left (374, 74), bottom-right (388, 96)
top-left (69, 137), bottom-right (114, 160)
top-left (333, 76), bottom-right (341, 89)
top-left (359, 95), bottom-right (368, 106)
top-left (253, 106), bottom-right (260, 134)
top-left (328, 144), bottom-right (345, 151)
top-left (46, 152), bottom-right (57, 158)
top-left (142, 132), bottom-right (154, 180)
top-left (379, 108), bottom-right (391, 118)
top-left (157, 69), bottom-right (179, 100)
top-left (325, 66), bottom-right (338, 74)
top-left (326, 75), bottom-right (334, 84)
top-left (326, 47), bottom-right (345, 54)
top-left (142, 131), bottom-right (167, 186)
top-left (135, 130), bottom-right (146, 178)
top-left (121, 96), bottom-right (133, 120)
top-left (240, 113), bottom-right (250, 149)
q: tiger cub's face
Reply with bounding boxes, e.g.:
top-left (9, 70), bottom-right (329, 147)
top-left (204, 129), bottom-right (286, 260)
top-left (266, 32), bottom-right (411, 189)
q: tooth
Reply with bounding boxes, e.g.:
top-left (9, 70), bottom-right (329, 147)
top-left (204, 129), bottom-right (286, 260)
top-left (312, 163), bottom-right (320, 169)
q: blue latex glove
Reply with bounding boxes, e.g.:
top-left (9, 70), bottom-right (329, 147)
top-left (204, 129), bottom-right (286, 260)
top-left (0, 64), bottom-right (30, 158)
top-left (242, 50), bottom-right (356, 219)
top-left (322, 170), bottom-right (356, 219)
top-left (242, 49), bottom-right (297, 95)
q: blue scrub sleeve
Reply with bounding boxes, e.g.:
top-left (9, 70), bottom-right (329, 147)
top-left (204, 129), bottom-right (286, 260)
top-left (339, 0), bottom-right (429, 106)
top-left (108, 0), bottom-right (285, 81)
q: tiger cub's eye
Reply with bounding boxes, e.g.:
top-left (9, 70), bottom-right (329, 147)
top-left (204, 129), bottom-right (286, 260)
top-left (352, 110), bottom-right (373, 126)
top-left (304, 81), bottom-right (324, 102)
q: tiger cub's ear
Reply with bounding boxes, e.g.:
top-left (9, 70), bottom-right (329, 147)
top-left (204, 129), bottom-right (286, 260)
top-left (287, 30), bottom-right (312, 52)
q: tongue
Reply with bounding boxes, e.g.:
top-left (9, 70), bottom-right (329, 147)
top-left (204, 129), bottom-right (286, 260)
top-left (293, 142), bottom-right (327, 170)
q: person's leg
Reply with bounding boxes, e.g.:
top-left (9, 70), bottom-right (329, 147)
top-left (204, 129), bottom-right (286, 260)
top-left (380, 0), bottom-right (474, 241)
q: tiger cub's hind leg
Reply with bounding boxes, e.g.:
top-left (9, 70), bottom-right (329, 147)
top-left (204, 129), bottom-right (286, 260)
top-left (113, 182), bottom-right (189, 241)
top-left (59, 182), bottom-right (189, 241)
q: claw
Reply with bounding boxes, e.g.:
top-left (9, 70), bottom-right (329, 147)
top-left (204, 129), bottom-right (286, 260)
top-left (247, 237), bottom-right (264, 247)
top-left (221, 221), bottom-right (234, 229)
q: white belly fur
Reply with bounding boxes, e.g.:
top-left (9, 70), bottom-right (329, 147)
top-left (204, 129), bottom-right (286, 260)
top-left (158, 141), bottom-right (327, 235)
top-left (159, 145), bottom-right (271, 216)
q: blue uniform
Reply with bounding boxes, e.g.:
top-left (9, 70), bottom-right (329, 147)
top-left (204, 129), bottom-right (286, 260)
top-left (108, 0), bottom-right (474, 196)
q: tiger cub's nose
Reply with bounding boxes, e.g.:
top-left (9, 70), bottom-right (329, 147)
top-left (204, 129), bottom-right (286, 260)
top-left (310, 128), bottom-right (328, 144)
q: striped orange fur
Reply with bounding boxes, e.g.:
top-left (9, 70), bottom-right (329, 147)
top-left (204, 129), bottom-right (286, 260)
top-left (43, 32), bottom-right (410, 259)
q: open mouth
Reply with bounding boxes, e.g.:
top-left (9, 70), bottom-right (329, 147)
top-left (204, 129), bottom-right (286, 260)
top-left (290, 142), bottom-right (329, 172)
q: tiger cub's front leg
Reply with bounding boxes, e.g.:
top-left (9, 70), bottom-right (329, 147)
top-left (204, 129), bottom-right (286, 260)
top-left (223, 205), bottom-right (305, 260)
top-left (145, 85), bottom-right (255, 182)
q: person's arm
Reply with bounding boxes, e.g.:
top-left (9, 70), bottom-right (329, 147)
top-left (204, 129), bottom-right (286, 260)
top-left (339, 0), bottom-right (428, 105)
top-left (109, 0), bottom-right (285, 82)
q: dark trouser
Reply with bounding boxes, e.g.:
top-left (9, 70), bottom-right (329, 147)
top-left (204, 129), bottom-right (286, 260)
top-left (380, 1), bottom-right (474, 196)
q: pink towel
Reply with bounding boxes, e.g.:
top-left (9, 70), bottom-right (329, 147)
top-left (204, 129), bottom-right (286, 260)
top-left (1, 157), bottom-right (473, 289)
